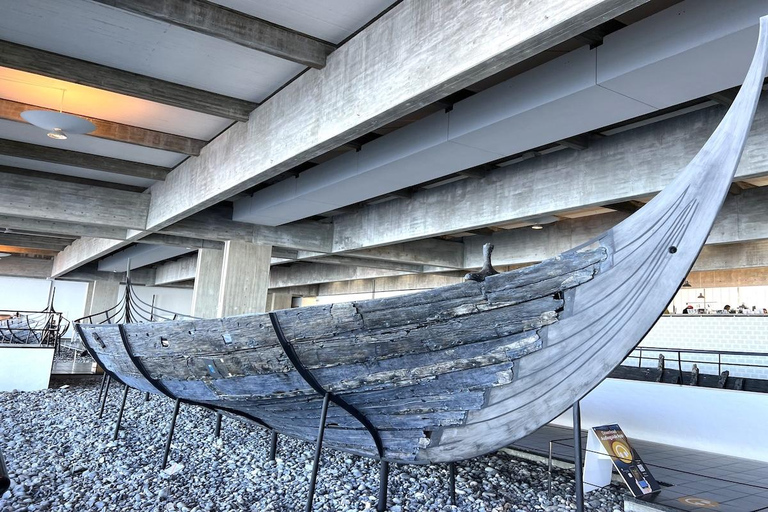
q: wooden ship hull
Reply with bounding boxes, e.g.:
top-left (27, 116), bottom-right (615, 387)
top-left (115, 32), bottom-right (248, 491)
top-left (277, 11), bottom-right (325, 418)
top-left (76, 18), bottom-right (768, 464)
top-left (0, 315), bottom-right (39, 344)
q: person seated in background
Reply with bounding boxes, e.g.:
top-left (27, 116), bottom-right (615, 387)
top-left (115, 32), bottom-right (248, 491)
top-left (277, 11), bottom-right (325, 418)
top-left (723, 305), bottom-right (733, 314)
top-left (682, 305), bottom-right (694, 314)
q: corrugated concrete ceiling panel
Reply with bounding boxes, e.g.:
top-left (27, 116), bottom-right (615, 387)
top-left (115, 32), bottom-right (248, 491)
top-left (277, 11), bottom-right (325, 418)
top-left (211, 0), bottom-right (399, 44)
top-left (0, 119), bottom-right (185, 167)
top-left (0, 67), bottom-right (230, 140)
top-left (0, 0), bottom-right (304, 103)
top-left (0, 154), bottom-right (156, 188)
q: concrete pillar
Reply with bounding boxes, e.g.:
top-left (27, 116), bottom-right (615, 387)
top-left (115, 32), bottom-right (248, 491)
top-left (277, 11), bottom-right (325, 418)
top-left (191, 248), bottom-right (224, 318)
top-left (267, 291), bottom-right (293, 312)
top-left (85, 280), bottom-right (120, 316)
top-left (217, 241), bottom-right (272, 317)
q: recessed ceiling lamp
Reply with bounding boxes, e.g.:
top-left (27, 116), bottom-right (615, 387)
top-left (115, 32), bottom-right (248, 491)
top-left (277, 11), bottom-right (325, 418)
top-left (0, 252), bottom-right (11, 258)
top-left (19, 89), bottom-right (95, 140)
top-left (531, 224), bottom-right (544, 230)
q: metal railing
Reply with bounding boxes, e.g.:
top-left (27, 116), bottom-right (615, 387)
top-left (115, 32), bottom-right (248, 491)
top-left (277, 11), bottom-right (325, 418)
top-left (623, 346), bottom-right (768, 381)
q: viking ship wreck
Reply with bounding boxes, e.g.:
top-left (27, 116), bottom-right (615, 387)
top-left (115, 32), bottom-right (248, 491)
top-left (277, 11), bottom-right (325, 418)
top-left (0, 295), bottom-right (70, 347)
top-left (77, 18), bottom-right (768, 465)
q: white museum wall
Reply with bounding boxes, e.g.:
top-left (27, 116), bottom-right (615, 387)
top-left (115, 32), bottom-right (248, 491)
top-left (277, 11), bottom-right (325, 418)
top-left (552, 379), bottom-right (768, 462)
top-left (0, 345), bottom-right (54, 391)
top-left (121, 285), bottom-right (194, 318)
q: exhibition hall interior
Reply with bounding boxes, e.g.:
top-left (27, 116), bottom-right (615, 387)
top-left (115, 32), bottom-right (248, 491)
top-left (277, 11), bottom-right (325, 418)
top-left (1, 1), bottom-right (768, 511)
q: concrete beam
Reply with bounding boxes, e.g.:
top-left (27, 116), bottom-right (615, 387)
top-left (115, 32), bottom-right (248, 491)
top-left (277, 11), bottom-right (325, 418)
top-left (269, 262), bottom-right (414, 289)
top-left (316, 272), bottom-right (465, 297)
top-left (155, 255), bottom-right (198, 286)
top-left (333, 98), bottom-right (768, 251)
top-left (464, 186), bottom-right (768, 268)
top-left (0, 215), bottom-right (127, 240)
top-left (347, 239), bottom-right (465, 268)
top-left (94, 0), bottom-right (335, 69)
top-left (0, 40), bottom-right (256, 122)
top-left (140, 234), bottom-right (224, 250)
top-left (0, 165), bottom-right (145, 193)
top-left (0, 138), bottom-right (169, 181)
top-left (143, 0), bottom-right (646, 231)
top-left (159, 208), bottom-right (333, 252)
top-left (693, 240), bottom-right (768, 272)
top-left (51, 237), bottom-right (132, 278)
top-left (0, 256), bottom-right (52, 278)
top-left (302, 255), bottom-right (425, 273)
top-left (0, 170), bottom-right (149, 230)
top-left (0, 98), bottom-right (206, 156)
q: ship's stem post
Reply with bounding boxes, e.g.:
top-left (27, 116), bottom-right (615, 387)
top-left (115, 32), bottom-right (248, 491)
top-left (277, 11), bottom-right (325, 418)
top-left (573, 401), bottom-right (584, 512)
top-left (449, 462), bottom-right (457, 505)
top-left (98, 375), bottom-right (111, 419)
top-left (97, 372), bottom-right (107, 404)
top-left (162, 398), bottom-right (181, 469)
top-left (214, 412), bottom-right (222, 438)
top-left (112, 384), bottom-right (129, 441)
top-left (306, 393), bottom-right (331, 512)
top-left (377, 460), bottom-right (389, 512)
top-left (269, 430), bottom-right (278, 460)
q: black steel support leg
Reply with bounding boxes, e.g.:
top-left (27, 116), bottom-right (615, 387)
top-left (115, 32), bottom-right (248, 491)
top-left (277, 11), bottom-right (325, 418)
top-left (573, 401), bottom-right (584, 512)
top-left (0, 444), bottom-right (10, 495)
top-left (145, 392), bottom-right (150, 402)
top-left (269, 430), bottom-right (278, 460)
top-left (449, 462), bottom-right (457, 506)
top-left (377, 460), bottom-right (389, 512)
top-left (112, 384), bottom-right (129, 441)
top-left (97, 372), bottom-right (107, 405)
top-left (98, 375), bottom-right (111, 419)
top-left (214, 413), bottom-right (222, 438)
top-left (162, 399), bottom-right (181, 469)
top-left (305, 393), bottom-right (331, 512)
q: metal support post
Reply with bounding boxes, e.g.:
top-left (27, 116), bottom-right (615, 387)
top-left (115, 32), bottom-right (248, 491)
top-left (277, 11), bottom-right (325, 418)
top-left (214, 413), bottom-right (222, 438)
top-left (98, 375), bottom-right (111, 419)
top-left (548, 440), bottom-right (554, 498)
top-left (449, 462), bottom-right (457, 506)
top-left (269, 430), bottom-right (278, 460)
top-left (162, 399), bottom-right (181, 469)
top-left (145, 392), bottom-right (150, 402)
top-left (306, 393), bottom-right (331, 512)
top-left (573, 401), bottom-right (584, 512)
top-left (112, 384), bottom-right (129, 441)
top-left (97, 372), bottom-right (107, 404)
top-left (0, 444), bottom-right (10, 495)
top-left (377, 460), bottom-right (389, 512)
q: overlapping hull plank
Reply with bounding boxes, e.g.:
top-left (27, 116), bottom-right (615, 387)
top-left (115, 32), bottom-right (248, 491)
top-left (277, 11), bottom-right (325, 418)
top-left (76, 18), bottom-right (768, 464)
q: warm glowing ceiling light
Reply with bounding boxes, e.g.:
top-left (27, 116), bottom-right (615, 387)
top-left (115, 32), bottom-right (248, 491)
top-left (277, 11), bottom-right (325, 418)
top-left (531, 224), bottom-right (544, 230)
top-left (20, 89), bottom-right (95, 141)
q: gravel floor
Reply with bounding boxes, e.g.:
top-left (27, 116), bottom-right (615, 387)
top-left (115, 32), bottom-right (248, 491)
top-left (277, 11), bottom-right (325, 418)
top-left (0, 382), bottom-right (627, 511)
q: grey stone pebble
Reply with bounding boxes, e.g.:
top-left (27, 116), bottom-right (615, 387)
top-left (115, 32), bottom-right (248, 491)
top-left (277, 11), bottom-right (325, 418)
top-left (0, 381), bottom-right (627, 511)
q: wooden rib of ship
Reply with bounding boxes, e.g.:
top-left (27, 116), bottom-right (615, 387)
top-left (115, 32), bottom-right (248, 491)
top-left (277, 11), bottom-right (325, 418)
top-left (76, 18), bottom-right (768, 465)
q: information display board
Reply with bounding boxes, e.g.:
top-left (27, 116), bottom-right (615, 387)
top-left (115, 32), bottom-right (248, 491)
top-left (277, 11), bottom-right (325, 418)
top-left (583, 424), bottom-right (661, 498)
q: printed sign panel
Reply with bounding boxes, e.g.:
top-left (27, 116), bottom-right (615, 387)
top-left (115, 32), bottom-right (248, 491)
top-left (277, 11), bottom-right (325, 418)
top-left (592, 424), bottom-right (661, 498)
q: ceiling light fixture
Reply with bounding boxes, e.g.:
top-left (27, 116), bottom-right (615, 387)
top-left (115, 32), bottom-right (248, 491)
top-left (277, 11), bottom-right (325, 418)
top-left (682, 280), bottom-right (692, 288)
top-left (0, 253), bottom-right (11, 258)
top-left (531, 224), bottom-right (544, 230)
top-left (19, 89), bottom-right (95, 141)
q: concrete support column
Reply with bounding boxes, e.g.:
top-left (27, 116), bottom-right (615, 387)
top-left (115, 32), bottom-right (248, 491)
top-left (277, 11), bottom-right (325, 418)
top-left (217, 241), bottom-right (272, 317)
top-left (267, 291), bottom-right (292, 312)
top-left (85, 280), bottom-right (120, 316)
top-left (191, 248), bottom-right (224, 318)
